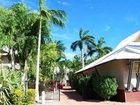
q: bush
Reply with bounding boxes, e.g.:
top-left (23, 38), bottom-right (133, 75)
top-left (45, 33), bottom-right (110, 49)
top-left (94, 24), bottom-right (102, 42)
top-left (69, 73), bottom-right (90, 95)
top-left (91, 73), bottom-right (118, 100)
top-left (25, 89), bottom-right (36, 104)
top-left (78, 76), bottom-right (90, 95)
top-left (0, 69), bottom-right (22, 105)
top-left (12, 89), bottom-right (23, 105)
top-left (12, 88), bottom-right (35, 105)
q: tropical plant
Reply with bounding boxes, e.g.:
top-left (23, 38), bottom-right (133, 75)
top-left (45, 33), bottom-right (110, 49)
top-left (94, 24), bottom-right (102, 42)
top-left (56, 40), bottom-right (66, 59)
top-left (12, 88), bottom-right (36, 105)
top-left (12, 89), bottom-right (23, 105)
top-left (71, 28), bottom-right (95, 68)
top-left (88, 37), bottom-right (112, 59)
top-left (0, 1), bottom-right (67, 103)
top-left (25, 89), bottom-right (36, 104)
top-left (40, 42), bottom-right (59, 83)
top-left (0, 3), bottom-right (38, 70)
top-left (0, 69), bottom-right (22, 105)
top-left (35, 0), bottom-right (66, 100)
top-left (91, 73), bottom-right (118, 100)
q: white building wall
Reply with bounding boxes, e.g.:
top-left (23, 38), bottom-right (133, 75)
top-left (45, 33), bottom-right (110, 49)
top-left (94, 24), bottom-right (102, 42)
top-left (95, 60), bottom-right (129, 89)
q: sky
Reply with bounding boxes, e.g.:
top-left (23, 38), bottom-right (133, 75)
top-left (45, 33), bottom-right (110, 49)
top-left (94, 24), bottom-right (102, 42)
top-left (1, 0), bottom-right (140, 59)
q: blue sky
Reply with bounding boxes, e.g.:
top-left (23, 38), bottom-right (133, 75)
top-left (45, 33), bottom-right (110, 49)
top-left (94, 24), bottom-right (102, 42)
top-left (1, 0), bottom-right (140, 59)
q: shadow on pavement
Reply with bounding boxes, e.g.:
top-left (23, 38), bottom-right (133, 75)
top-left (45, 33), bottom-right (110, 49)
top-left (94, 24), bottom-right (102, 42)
top-left (61, 88), bottom-right (101, 102)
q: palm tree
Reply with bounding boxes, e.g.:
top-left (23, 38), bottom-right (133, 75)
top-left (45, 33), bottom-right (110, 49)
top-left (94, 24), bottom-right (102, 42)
top-left (70, 28), bottom-right (94, 68)
top-left (56, 40), bottom-right (66, 58)
top-left (88, 37), bottom-right (112, 59)
top-left (35, 0), bottom-right (66, 101)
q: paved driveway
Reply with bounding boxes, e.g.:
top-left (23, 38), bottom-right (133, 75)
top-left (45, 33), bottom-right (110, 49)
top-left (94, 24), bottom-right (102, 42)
top-left (36, 87), bottom-right (140, 105)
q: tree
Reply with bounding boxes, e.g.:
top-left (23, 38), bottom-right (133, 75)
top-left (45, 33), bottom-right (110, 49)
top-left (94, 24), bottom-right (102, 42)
top-left (0, 2), bottom-right (66, 101)
top-left (9, 3), bottom-right (38, 71)
top-left (0, 7), bottom-right (16, 70)
top-left (0, 3), bottom-right (39, 72)
top-left (39, 41), bottom-right (66, 91)
top-left (40, 42), bottom-right (59, 87)
top-left (88, 37), bottom-right (112, 59)
top-left (35, 0), bottom-right (66, 101)
top-left (71, 28), bottom-right (95, 68)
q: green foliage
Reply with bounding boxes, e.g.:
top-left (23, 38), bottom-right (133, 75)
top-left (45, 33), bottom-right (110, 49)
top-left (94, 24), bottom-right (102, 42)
top-left (0, 69), bottom-right (22, 105)
top-left (40, 42), bottom-right (59, 82)
top-left (67, 55), bottom-right (82, 74)
top-left (77, 76), bottom-right (90, 94)
top-left (28, 54), bottom-right (37, 83)
top-left (0, 7), bottom-right (15, 47)
top-left (87, 37), bottom-right (112, 59)
top-left (40, 40), bottom-right (67, 84)
top-left (71, 28), bottom-right (95, 52)
top-left (70, 73), bottom-right (118, 100)
top-left (12, 88), bottom-right (35, 105)
top-left (0, 3), bottom-right (39, 70)
top-left (69, 74), bottom-right (90, 95)
top-left (69, 74), bottom-right (79, 90)
top-left (25, 89), bottom-right (36, 105)
top-left (12, 89), bottom-right (23, 105)
top-left (70, 28), bottom-right (95, 67)
top-left (91, 73), bottom-right (118, 100)
top-left (0, 1), bottom-right (67, 101)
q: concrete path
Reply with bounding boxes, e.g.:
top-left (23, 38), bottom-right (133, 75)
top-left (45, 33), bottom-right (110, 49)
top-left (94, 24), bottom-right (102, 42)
top-left (35, 86), bottom-right (140, 105)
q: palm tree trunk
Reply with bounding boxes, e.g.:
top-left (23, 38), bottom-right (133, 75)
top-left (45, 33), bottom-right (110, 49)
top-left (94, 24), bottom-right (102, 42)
top-left (81, 48), bottom-right (84, 68)
top-left (35, 16), bottom-right (42, 102)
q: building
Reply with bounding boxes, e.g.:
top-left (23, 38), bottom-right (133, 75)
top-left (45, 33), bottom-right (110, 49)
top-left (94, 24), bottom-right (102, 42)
top-left (0, 46), bottom-right (20, 69)
top-left (76, 31), bottom-right (140, 102)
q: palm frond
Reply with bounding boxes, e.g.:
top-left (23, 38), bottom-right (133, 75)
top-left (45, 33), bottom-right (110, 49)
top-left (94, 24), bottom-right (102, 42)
top-left (87, 45), bottom-right (96, 56)
top-left (103, 46), bottom-right (112, 52)
top-left (83, 35), bottom-right (95, 45)
top-left (83, 30), bottom-right (89, 36)
top-left (51, 16), bottom-right (65, 28)
top-left (98, 37), bottom-right (105, 47)
top-left (56, 40), bottom-right (66, 51)
top-left (48, 9), bottom-right (66, 19)
top-left (71, 40), bottom-right (81, 51)
top-left (79, 28), bottom-right (83, 39)
top-left (41, 9), bottom-right (50, 19)
top-left (39, 0), bottom-right (45, 11)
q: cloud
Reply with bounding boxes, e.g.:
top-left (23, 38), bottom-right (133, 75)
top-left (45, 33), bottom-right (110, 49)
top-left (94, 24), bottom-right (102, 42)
top-left (65, 52), bottom-right (75, 60)
top-left (104, 25), bottom-right (111, 32)
top-left (57, 1), bottom-right (69, 6)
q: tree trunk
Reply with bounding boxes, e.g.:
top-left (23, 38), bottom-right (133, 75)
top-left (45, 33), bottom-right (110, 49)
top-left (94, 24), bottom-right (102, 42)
top-left (81, 48), bottom-right (84, 68)
top-left (24, 59), bottom-right (28, 71)
top-left (22, 59), bottom-right (28, 97)
top-left (35, 16), bottom-right (42, 102)
top-left (10, 48), bottom-right (15, 70)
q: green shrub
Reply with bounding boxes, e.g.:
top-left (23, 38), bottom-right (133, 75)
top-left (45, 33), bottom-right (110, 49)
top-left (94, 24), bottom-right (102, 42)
top-left (12, 88), bottom-right (35, 105)
top-left (78, 76), bottom-right (90, 95)
top-left (69, 74), bottom-right (79, 90)
top-left (0, 69), bottom-right (22, 105)
top-left (12, 89), bottom-right (23, 105)
top-left (69, 74), bottom-right (91, 95)
top-left (25, 89), bottom-right (36, 104)
top-left (91, 73), bottom-right (118, 100)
